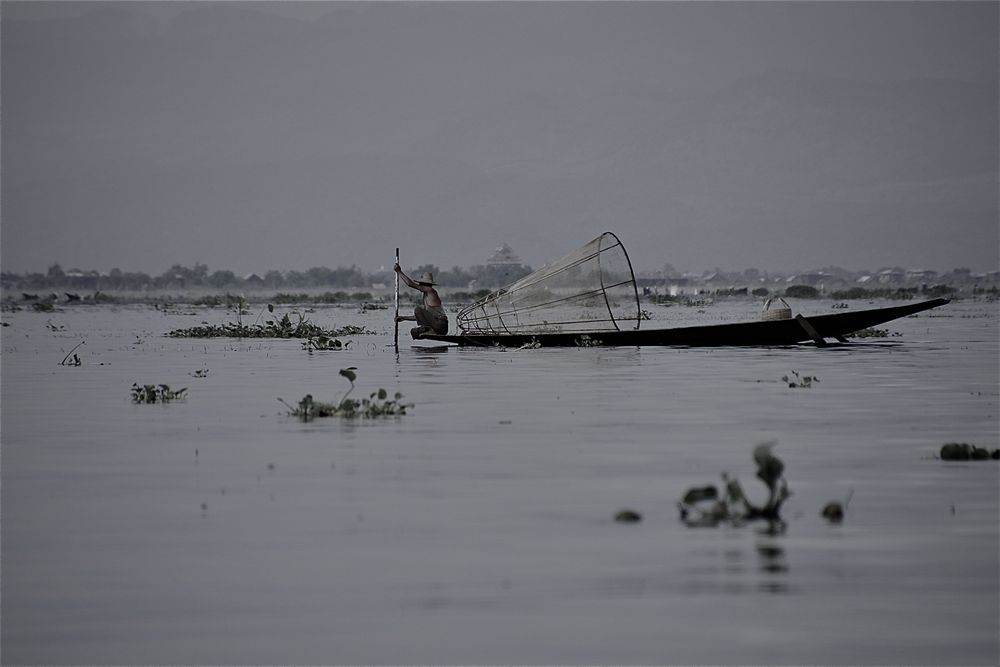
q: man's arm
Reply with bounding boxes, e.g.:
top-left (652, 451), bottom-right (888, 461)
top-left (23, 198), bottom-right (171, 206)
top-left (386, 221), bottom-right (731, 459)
top-left (394, 264), bottom-right (431, 293)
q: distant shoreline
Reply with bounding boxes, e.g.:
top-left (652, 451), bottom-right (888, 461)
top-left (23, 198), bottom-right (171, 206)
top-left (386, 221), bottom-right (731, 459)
top-left (3, 282), bottom-right (994, 310)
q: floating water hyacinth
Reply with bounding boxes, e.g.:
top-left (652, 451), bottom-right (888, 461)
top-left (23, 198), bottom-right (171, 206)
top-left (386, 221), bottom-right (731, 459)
top-left (614, 509), bottom-right (643, 524)
top-left (167, 304), bottom-right (374, 339)
top-left (782, 370), bottom-right (818, 388)
top-left (301, 335), bottom-right (352, 352)
top-left (279, 368), bottom-right (412, 421)
top-left (847, 327), bottom-right (901, 339)
top-left (940, 443), bottom-right (1000, 461)
top-left (678, 442), bottom-right (791, 528)
top-left (131, 383), bottom-right (187, 404)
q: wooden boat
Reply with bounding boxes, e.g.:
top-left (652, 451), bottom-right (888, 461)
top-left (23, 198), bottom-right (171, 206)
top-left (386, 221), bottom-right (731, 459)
top-left (420, 232), bottom-right (950, 348)
top-left (423, 297), bottom-right (950, 348)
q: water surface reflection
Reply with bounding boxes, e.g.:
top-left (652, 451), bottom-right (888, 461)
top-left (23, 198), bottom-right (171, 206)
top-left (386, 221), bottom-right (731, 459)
top-left (1, 299), bottom-right (996, 665)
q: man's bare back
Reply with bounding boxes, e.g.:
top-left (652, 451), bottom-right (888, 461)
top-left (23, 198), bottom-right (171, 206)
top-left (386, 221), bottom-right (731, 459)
top-left (394, 263), bottom-right (448, 337)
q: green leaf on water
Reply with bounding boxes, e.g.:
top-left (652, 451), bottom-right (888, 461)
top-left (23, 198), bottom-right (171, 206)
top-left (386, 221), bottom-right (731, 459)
top-left (614, 509), bottom-right (643, 523)
top-left (753, 443), bottom-right (785, 489)
top-left (724, 475), bottom-right (747, 506)
top-left (681, 485), bottom-right (718, 505)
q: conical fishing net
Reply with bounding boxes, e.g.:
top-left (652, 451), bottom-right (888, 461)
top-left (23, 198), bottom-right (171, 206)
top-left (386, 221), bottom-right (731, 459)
top-left (456, 232), bottom-right (641, 335)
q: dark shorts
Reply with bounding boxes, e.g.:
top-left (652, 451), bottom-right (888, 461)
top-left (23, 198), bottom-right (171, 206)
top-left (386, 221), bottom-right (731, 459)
top-left (413, 305), bottom-right (448, 337)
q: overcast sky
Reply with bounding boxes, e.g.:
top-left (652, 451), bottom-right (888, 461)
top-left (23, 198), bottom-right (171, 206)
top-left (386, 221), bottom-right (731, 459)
top-left (2, 0), bottom-right (997, 276)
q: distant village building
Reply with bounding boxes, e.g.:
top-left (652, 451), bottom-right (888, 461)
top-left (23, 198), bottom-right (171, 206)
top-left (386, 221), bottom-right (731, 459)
top-left (906, 269), bottom-right (939, 283)
top-left (65, 269), bottom-right (100, 290)
top-left (786, 272), bottom-right (825, 287)
top-left (781, 271), bottom-right (848, 293)
top-left (635, 271), bottom-right (667, 295)
top-left (667, 279), bottom-right (693, 297)
top-left (947, 268), bottom-right (974, 284)
top-left (877, 269), bottom-right (906, 284)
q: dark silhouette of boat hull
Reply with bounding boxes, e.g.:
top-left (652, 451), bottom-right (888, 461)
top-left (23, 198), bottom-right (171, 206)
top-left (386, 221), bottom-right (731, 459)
top-left (423, 298), bottom-right (950, 348)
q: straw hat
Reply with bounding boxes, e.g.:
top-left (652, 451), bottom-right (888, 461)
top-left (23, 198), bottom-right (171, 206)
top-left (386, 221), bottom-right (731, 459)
top-left (417, 272), bottom-right (436, 285)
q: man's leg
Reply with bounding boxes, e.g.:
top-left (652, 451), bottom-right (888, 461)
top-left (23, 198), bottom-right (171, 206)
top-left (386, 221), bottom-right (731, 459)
top-left (412, 307), bottom-right (434, 339)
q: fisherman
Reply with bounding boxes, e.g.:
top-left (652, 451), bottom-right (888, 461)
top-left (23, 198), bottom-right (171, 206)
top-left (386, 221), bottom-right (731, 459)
top-left (394, 263), bottom-right (448, 338)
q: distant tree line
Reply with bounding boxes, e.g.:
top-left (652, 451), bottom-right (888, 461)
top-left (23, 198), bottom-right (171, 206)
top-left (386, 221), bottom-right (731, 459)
top-left (1, 261), bottom-right (535, 292)
top-left (784, 284), bottom-right (959, 300)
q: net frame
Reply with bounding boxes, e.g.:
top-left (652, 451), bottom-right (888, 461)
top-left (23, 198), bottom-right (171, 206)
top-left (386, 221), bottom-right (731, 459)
top-left (456, 232), bottom-right (642, 335)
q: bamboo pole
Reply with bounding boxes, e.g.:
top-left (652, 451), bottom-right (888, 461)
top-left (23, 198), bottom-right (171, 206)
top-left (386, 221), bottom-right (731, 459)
top-left (394, 247), bottom-right (400, 351)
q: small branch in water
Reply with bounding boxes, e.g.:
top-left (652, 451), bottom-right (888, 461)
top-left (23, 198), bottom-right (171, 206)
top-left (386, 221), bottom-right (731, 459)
top-left (59, 340), bottom-right (85, 366)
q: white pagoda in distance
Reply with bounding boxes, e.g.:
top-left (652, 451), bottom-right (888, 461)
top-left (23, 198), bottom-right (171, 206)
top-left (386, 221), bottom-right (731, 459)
top-left (486, 242), bottom-right (523, 268)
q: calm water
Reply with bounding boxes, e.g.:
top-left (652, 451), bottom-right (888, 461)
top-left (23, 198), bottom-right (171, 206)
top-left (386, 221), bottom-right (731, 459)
top-left (2, 298), bottom-right (997, 665)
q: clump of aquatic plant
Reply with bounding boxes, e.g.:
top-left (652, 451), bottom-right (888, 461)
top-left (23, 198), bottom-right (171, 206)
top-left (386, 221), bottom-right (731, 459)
top-left (271, 292), bottom-right (314, 304)
top-left (280, 394), bottom-right (339, 420)
top-left (678, 443), bottom-right (790, 528)
top-left (152, 302), bottom-right (197, 316)
top-left (614, 509), bottom-right (643, 524)
top-left (847, 327), bottom-right (900, 339)
top-left (131, 383), bottom-right (187, 404)
top-left (167, 305), bottom-right (374, 339)
top-left (820, 490), bottom-right (853, 524)
top-left (192, 293), bottom-right (248, 308)
top-left (782, 370), bottom-right (818, 388)
top-left (189, 368), bottom-right (209, 378)
top-left (332, 325), bottom-right (372, 336)
top-left (272, 292), bottom-right (376, 305)
top-left (828, 286), bottom-right (930, 300)
top-left (647, 294), bottom-right (710, 308)
top-left (939, 442), bottom-right (1000, 461)
top-left (574, 335), bottom-right (603, 347)
top-left (89, 291), bottom-right (118, 304)
top-left (301, 335), bottom-right (352, 352)
top-left (514, 338), bottom-right (542, 351)
top-left (279, 368), bottom-right (411, 421)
